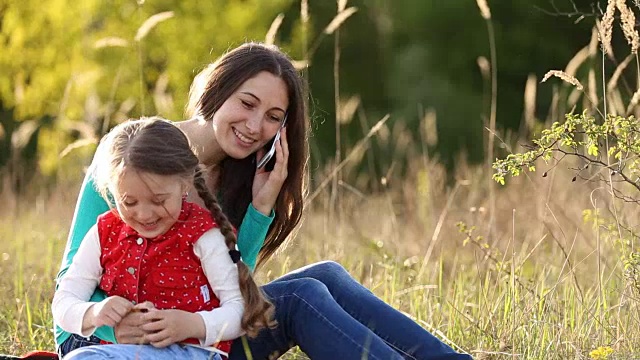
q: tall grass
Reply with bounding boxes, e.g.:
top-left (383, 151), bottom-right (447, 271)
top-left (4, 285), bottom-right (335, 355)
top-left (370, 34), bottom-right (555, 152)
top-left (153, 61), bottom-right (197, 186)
top-left (2, 153), bottom-right (640, 358)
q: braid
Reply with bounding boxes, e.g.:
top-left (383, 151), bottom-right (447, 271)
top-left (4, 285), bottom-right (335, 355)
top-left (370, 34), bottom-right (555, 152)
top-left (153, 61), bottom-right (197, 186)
top-left (193, 167), bottom-right (276, 337)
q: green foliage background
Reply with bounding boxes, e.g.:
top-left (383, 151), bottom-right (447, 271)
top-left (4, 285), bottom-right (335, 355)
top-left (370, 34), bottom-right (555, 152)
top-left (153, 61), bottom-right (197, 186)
top-left (0, 0), bottom-right (601, 187)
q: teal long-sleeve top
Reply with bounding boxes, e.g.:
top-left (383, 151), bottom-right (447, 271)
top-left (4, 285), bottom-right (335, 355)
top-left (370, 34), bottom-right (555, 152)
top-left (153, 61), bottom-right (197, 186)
top-left (53, 165), bottom-right (274, 347)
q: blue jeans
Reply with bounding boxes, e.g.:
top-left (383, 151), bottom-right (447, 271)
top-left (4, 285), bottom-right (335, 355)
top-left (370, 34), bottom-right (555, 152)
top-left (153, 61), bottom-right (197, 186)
top-left (63, 344), bottom-right (221, 360)
top-left (229, 261), bottom-right (472, 360)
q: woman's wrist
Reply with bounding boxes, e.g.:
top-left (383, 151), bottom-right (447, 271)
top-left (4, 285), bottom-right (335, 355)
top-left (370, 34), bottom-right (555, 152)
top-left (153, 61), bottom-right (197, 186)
top-left (251, 201), bottom-right (274, 217)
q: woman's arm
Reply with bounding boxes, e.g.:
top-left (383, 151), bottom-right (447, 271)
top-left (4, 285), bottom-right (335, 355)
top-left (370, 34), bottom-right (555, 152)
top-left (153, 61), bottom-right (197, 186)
top-left (57, 165), bottom-right (110, 281)
top-left (236, 203), bottom-right (274, 271)
top-left (53, 225), bottom-right (104, 336)
top-left (54, 165), bottom-right (116, 345)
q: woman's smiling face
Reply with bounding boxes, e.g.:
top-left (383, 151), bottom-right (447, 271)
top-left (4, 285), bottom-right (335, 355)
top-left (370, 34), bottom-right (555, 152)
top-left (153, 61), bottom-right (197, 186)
top-left (211, 71), bottom-right (289, 160)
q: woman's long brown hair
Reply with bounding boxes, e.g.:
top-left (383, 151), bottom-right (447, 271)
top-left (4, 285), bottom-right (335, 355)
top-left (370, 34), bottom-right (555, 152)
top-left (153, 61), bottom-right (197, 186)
top-left (94, 117), bottom-right (275, 336)
top-left (187, 42), bottom-right (309, 269)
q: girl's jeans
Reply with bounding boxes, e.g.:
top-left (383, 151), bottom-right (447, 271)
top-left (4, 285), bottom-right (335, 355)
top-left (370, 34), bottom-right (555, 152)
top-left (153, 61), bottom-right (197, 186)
top-left (59, 261), bottom-right (472, 360)
top-left (64, 344), bottom-right (221, 360)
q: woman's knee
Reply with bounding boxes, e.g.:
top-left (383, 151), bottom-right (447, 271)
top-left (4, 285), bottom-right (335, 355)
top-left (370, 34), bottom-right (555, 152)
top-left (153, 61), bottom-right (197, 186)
top-left (306, 261), bottom-right (353, 287)
top-left (291, 277), bottom-right (330, 299)
top-left (268, 278), bottom-right (332, 330)
top-left (314, 260), bottom-right (347, 274)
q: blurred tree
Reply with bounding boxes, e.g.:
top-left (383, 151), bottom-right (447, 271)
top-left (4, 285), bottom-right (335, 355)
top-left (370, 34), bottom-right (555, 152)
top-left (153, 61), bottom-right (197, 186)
top-left (388, 0), bottom-right (596, 169)
top-left (0, 0), bottom-right (289, 191)
top-left (0, 0), bottom-right (100, 191)
top-left (0, 0), bottom-right (618, 190)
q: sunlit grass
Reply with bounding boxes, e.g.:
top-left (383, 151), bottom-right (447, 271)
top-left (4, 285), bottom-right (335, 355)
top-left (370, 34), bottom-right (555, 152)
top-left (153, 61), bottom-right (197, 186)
top-left (3, 157), bottom-right (639, 359)
top-left (0, 202), bottom-right (70, 354)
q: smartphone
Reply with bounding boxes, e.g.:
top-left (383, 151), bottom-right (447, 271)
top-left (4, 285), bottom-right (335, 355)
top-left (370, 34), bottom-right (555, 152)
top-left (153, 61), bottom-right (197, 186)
top-left (257, 131), bottom-right (280, 171)
top-left (256, 115), bottom-right (287, 171)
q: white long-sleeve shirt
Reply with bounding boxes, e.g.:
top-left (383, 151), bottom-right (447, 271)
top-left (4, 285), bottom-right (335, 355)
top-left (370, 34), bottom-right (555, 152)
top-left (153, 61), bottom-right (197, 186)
top-left (52, 224), bottom-right (244, 351)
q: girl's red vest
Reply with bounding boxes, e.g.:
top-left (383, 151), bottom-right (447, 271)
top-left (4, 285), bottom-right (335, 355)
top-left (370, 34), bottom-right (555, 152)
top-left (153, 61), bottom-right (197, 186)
top-left (96, 201), bottom-right (233, 355)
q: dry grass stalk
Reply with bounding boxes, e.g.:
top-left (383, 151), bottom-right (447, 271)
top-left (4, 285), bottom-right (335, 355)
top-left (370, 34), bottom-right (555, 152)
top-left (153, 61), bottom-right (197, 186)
top-left (564, 46), bottom-right (589, 77)
top-left (588, 67), bottom-right (598, 108)
top-left (524, 74), bottom-right (537, 133)
top-left (607, 54), bottom-right (634, 91)
top-left (301, 0), bottom-right (309, 24)
top-left (265, 13), bottom-right (285, 46)
top-left (135, 11), bottom-right (174, 42)
top-left (291, 60), bottom-right (309, 70)
top-left (568, 87), bottom-right (582, 108)
top-left (541, 70), bottom-right (584, 91)
top-left (421, 108), bottom-right (438, 147)
top-left (598, 1), bottom-right (616, 56)
top-left (305, 114), bottom-right (390, 205)
top-left (94, 37), bottom-right (129, 49)
top-left (324, 7), bottom-right (358, 35)
top-left (338, 0), bottom-right (348, 12)
top-left (338, 95), bottom-right (360, 125)
top-left (476, 0), bottom-right (491, 20)
top-left (589, 25), bottom-right (599, 58)
top-left (477, 56), bottom-right (490, 80)
top-left (626, 89), bottom-right (640, 113)
top-left (616, 0), bottom-right (640, 53)
top-left (609, 88), bottom-right (625, 115)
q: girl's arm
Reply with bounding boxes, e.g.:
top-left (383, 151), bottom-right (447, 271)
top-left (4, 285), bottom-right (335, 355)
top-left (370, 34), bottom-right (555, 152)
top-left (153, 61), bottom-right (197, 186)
top-left (236, 203), bottom-right (274, 271)
top-left (52, 225), bottom-right (104, 336)
top-left (192, 228), bottom-right (245, 346)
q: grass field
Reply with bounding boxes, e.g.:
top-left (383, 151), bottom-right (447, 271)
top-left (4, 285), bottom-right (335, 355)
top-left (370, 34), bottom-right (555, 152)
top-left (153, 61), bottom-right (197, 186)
top-left (1, 156), bottom-right (639, 360)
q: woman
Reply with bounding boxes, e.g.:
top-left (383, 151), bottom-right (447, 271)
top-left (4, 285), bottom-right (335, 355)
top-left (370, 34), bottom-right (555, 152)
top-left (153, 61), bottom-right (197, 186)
top-left (55, 42), bottom-right (472, 359)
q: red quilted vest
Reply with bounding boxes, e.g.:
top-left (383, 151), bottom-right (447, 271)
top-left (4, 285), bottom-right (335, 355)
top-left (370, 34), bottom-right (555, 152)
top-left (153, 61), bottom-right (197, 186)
top-left (96, 201), bottom-right (233, 355)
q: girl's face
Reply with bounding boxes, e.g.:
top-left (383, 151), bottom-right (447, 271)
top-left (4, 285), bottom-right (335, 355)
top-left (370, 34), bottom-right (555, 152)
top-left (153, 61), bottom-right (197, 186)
top-left (212, 71), bottom-right (289, 159)
top-left (110, 169), bottom-right (187, 239)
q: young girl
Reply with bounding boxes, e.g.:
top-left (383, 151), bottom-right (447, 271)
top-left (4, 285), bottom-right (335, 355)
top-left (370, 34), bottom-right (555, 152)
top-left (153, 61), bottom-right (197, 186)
top-left (52, 117), bottom-right (274, 359)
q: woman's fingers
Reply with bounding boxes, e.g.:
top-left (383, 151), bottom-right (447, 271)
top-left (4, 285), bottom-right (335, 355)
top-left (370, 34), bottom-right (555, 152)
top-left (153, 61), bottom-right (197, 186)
top-left (271, 127), bottom-right (288, 180)
top-left (114, 302), bottom-right (156, 344)
top-left (280, 126), bottom-right (289, 162)
top-left (133, 301), bottom-right (155, 312)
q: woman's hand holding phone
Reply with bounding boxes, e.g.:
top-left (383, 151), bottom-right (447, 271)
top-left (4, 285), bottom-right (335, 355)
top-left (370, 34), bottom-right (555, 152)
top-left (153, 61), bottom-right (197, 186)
top-left (252, 127), bottom-right (288, 216)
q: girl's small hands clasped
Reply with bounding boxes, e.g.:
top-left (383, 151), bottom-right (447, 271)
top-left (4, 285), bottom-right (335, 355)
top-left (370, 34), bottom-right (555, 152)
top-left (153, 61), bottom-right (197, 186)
top-left (251, 127), bottom-right (289, 215)
top-left (86, 296), bottom-right (134, 329)
top-left (113, 301), bottom-right (155, 344)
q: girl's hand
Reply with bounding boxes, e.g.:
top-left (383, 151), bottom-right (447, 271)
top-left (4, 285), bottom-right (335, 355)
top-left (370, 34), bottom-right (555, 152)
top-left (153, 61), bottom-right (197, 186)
top-left (252, 127), bottom-right (289, 215)
top-left (114, 301), bottom-right (156, 344)
top-left (85, 296), bottom-right (133, 330)
top-left (141, 309), bottom-right (206, 348)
